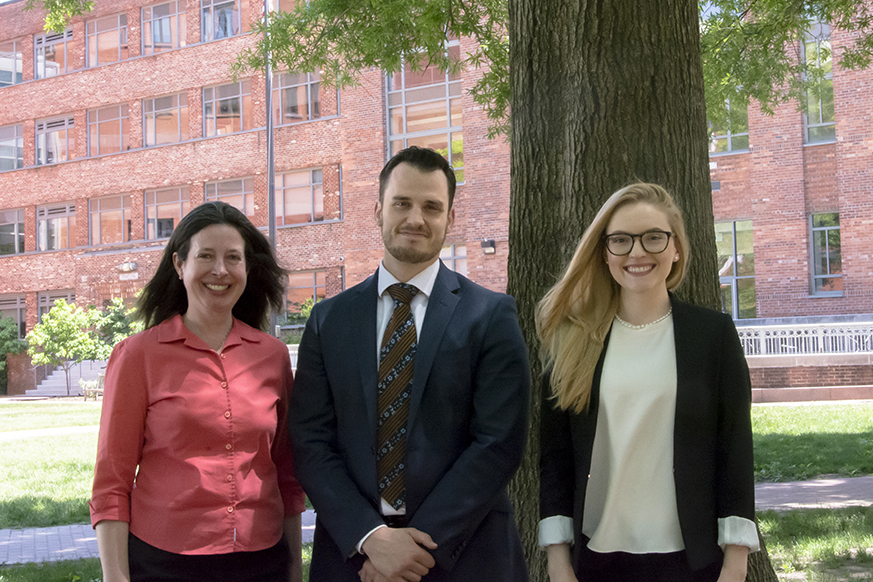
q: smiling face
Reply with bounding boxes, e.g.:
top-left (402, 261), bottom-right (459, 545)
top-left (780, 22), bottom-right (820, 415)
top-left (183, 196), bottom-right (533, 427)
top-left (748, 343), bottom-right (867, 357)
top-left (173, 223), bottom-right (247, 323)
top-left (604, 202), bottom-right (680, 302)
top-left (375, 162), bottom-right (455, 280)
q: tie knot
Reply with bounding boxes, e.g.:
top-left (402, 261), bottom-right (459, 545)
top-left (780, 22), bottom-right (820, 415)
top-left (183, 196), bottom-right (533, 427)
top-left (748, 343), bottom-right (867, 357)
top-left (387, 283), bottom-right (418, 305)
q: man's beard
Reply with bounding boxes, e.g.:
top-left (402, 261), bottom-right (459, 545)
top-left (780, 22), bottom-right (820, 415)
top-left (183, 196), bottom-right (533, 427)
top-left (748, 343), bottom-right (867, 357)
top-left (383, 227), bottom-right (446, 266)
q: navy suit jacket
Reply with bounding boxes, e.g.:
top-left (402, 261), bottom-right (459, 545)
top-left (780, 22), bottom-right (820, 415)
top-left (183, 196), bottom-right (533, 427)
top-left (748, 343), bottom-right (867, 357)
top-left (290, 263), bottom-right (531, 581)
top-left (539, 297), bottom-right (755, 572)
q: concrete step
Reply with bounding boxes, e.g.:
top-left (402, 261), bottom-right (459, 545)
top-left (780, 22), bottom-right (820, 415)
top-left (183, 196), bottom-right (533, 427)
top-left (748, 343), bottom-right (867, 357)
top-left (26, 360), bottom-right (107, 398)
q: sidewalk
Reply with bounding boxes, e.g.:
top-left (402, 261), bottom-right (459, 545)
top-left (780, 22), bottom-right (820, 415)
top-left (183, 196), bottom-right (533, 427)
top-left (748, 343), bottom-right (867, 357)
top-left (0, 509), bottom-right (317, 566)
top-left (1, 477), bottom-right (871, 566)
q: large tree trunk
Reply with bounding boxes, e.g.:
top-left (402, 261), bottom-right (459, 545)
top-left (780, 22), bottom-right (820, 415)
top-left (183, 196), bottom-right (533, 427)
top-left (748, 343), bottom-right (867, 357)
top-left (507, 0), bottom-right (775, 580)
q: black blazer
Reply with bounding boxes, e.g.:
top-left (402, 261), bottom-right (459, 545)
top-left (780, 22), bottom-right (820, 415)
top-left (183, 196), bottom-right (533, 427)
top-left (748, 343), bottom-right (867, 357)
top-left (539, 296), bottom-right (755, 572)
top-left (291, 264), bottom-right (531, 582)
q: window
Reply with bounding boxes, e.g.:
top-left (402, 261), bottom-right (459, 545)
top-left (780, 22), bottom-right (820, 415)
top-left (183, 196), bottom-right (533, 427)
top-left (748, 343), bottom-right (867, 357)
top-left (204, 177), bottom-right (254, 215)
top-left (86, 14), bottom-right (128, 67)
top-left (440, 245), bottom-right (467, 276)
top-left (387, 40), bottom-right (463, 180)
top-left (0, 295), bottom-right (26, 339)
top-left (144, 93), bottom-right (190, 146)
top-left (283, 271), bottom-right (326, 326)
top-left (709, 99), bottom-right (749, 154)
top-left (201, 0), bottom-right (240, 42)
top-left (804, 23), bottom-right (835, 143)
top-left (276, 169), bottom-right (326, 225)
top-left (0, 209), bottom-right (24, 255)
top-left (34, 28), bottom-right (73, 79)
top-left (143, 0), bottom-right (186, 55)
top-left (204, 81), bottom-right (253, 137)
top-left (145, 186), bottom-right (190, 239)
top-left (273, 71), bottom-right (322, 125)
top-left (716, 220), bottom-right (756, 319)
top-left (36, 116), bottom-right (76, 165)
top-left (810, 212), bottom-right (842, 294)
top-left (0, 40), bottom-right (23, 87)
top-left (38, 290), bottom-right (74, 321)
top-left (90, 195), bottom-right (132, 245)
top-left (0, 124), bottom-right (23, 172)
top-left (37, 203), bottom-right (76, 251)
top-left (88, 104), bottom-right (129, 156)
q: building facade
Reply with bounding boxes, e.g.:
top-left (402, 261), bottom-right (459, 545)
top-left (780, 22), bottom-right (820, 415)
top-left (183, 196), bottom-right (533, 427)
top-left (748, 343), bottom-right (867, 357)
top-left (0, 0), bottom-right (509, 339)
top-left (0, 0), bottom-right (870, 344)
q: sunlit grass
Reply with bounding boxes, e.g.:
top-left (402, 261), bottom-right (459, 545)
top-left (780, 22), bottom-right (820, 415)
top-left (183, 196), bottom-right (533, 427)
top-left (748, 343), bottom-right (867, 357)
top-left (0, 401), bottom-right (101, 433)
top-left (752, 402), bottom-right (873, 482)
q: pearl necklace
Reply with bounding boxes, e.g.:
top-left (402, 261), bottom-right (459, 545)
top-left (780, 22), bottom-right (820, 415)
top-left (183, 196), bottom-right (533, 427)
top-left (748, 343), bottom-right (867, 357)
top-left (614, 308), bottom-right (673, 330)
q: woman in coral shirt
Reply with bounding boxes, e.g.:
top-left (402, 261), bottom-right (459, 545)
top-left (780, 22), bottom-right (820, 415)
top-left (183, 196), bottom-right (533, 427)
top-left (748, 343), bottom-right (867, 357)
top-left (90, 202), bottom-right (306, 582)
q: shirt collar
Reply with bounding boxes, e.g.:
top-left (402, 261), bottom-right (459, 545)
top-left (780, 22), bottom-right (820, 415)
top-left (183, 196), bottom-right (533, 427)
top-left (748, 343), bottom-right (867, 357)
top-left (377, 259), bottom-right (440, 299)
top-left (157, 313), bottom-right (262, 348)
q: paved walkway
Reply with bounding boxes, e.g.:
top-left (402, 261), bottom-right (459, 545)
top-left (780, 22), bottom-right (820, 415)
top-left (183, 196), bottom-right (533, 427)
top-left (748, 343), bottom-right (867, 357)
top-left (0, 510), bottom-right (317, 566)
top-left (1, 477), bottom-right (871, 566)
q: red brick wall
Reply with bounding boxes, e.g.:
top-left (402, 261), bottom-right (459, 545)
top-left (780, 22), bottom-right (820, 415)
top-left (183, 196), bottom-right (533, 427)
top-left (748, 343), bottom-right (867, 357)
top-left (750, 365), bottom-right (873, 389)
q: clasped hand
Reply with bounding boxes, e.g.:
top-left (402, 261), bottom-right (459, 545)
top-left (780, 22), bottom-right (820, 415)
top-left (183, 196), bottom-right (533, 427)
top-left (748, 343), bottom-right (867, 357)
top-left (358, 527), bottom-right (437, 582)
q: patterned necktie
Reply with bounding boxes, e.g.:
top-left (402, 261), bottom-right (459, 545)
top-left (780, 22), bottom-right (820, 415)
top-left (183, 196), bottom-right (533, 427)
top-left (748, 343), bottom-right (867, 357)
top-left (376, 283), bottom-right (419, 510)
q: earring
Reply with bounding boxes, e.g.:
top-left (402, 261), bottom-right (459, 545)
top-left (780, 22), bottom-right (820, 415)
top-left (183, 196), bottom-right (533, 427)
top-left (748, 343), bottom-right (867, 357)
top-left (673, 254), bottom-right (679, 262)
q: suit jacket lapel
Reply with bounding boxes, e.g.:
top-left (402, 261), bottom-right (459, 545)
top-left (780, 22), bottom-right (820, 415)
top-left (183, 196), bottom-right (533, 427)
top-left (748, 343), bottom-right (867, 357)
top-left (355, 272), bottom-right (380, 432)
top-left (408, 264), bottom-right (460, 429)
top-left (670, 297), bottom-right (696, 462)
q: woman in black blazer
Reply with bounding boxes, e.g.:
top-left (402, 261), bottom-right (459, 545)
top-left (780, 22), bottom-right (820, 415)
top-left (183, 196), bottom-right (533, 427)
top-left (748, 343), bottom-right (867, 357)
top-left (536, 183), bottom-right (758, 582)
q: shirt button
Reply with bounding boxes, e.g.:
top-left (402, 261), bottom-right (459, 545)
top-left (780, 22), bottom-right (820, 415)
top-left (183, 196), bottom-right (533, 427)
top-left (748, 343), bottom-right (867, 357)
top-left (227, 506), bottom-right (234, 513)
top-left (224, 411), bottom-right (231, 419)
top-left (226, 443), bottom-right (233, 450)
top-left (220, 381), bottom-right (227, 388)
top-left (226, 474), bottom-right (233, 482)
top-left (220, 353), bottom-right (226, 359)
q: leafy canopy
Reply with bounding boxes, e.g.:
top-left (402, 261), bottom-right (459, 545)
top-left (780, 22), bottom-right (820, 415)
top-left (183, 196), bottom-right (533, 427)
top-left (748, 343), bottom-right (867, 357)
top-left (24, 0), bottom-right (873, 129)
top-left (26, 299), bottom-right (102, 366)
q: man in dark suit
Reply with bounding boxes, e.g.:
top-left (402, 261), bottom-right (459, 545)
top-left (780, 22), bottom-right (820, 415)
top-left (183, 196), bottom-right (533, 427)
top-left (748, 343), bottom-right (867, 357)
top-left (289, 146), bottom-right (531, 582)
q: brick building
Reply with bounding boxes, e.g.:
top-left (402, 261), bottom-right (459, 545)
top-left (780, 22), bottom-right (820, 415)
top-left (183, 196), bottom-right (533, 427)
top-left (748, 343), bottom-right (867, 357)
top-left (0, 0), bottom-right (869, 345)
top-left (0, 0), bottom-right (509, 339)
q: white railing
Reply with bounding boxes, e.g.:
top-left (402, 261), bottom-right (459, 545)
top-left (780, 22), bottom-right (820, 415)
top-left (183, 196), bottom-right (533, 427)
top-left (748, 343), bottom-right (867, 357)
top-left (736, 322), bottom-right (873, 356)
top-left (288, 344), bottom-right (299, 370)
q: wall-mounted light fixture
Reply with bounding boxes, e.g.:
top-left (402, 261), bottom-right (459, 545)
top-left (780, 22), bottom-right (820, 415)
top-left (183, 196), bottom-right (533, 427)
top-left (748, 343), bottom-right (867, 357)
top-left (481, 239), bottom-right (496, 255)
top-left (118, 262), bottom-right (138, 273)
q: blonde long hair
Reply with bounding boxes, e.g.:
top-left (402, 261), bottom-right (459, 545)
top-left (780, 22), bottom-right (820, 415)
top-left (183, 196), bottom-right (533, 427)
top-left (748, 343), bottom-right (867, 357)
top-left (535, 183), bottom-right (691, 413)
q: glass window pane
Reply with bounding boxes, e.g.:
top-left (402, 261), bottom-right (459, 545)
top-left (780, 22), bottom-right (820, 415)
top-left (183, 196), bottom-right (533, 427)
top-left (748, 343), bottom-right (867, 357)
top-left (736, 278), bottom-right (756, 319)
top-left (405, 101), bottom-right (449, 134)
top-left (813, 230), bottom-right (828, 276)
top-left (829, 229), bottom-right (841, 273)
top-left (815, 276), bottom-right (843, 293)
top-left (735, 220), bottom-right (754, 276)
top-left (732, 135), bottom-right (749, 151)
top-left (715, 223), bottom-right (735, 276)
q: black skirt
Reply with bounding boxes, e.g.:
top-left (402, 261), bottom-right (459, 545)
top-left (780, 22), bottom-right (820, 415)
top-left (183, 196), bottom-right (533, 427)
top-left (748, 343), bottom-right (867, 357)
top-left (128, 533), bottom-right (291, 582)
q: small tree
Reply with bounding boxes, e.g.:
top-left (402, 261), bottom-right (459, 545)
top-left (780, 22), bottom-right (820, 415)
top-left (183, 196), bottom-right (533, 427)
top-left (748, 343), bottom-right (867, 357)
top-left (94, 297), bottom-right (143, 360)
top-left (26, 300), bottom-right (101, 396)
top-left (0, 316), bottom-right (27, 395)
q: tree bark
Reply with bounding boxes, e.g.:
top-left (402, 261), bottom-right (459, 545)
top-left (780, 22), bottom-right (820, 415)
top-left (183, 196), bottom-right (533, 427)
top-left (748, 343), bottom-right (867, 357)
top-left (507, 0), bottom-right (775, 580)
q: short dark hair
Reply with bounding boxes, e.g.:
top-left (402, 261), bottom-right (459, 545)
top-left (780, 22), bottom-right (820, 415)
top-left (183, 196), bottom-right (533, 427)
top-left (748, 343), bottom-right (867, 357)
top-left (378, 146), bottom-right (457, 208)
top-left (137, 201), bottom-right (287, 331)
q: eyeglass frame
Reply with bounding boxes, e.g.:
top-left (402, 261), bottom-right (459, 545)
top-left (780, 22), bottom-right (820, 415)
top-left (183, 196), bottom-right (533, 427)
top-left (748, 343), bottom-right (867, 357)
top-left (603, 230), bottom-right (674, 256)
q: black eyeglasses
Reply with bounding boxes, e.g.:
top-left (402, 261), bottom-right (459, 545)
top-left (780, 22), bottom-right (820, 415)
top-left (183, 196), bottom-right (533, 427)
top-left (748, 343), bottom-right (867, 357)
top-left (604, 231), bottom-right (673, 256)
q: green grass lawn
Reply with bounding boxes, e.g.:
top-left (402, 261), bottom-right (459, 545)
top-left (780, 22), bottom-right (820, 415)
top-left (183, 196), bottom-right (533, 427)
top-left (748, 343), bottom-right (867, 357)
top-left (753, 402), bottom-right (873, 482)
top-left (0, 401), bottom-right (101, 433)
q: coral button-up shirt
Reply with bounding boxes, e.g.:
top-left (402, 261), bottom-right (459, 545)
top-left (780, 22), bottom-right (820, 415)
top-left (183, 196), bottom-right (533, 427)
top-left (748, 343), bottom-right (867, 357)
top-left (89, 315), bottom-right (305, 555)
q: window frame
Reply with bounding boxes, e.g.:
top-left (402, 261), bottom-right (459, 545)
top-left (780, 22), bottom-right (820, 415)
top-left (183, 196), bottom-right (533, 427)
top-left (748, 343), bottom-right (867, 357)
top-left (35, 115), bottom-right (76, 165)
top-left (272, 71), bottom-right (322, 126)
top-left (86, 14), bottom-right (129, 68)
top-left (203, 80), bottom-right (253, 137)
top-left (34, 28), bottom-right (73, 79)
top-left (0, 209), bottom-right (25, 256)
top-left (0, 294), bottom-right (26, 339)
top-left (809, 212), bottom-right (843, 296)
top-left (0, 39), bottom-right (23, 87)
top-left (803, 22), bottom-right (836, 144)
top-left (440, 244), bottom-right (467, 276)
top-left (87, 104), bottom-right (130, 156)
top-left (89, 194), bottom-right (133, 246)
top-left (145, 186), bottom-right (191, 240)
top-left (716, 220), bottom-right (756, 320)
top-left (37, 202), bottom-right (77, 252)
top-left (142, 0), bottom-right (187, 55)
top-left (143, 92), bottom-right (190, 147)
top-left (386, 39), bottom-right (464, 181)
top-left (275, 168), bottom-right (330, 226)
top-left (709, 98), bottom-right (749, 155)
top-left (200, 0), bottom-right (241, 42)
top-left (204, 177), bottom-right (255, 216)
top-left (282, 270), bottom-right (328, 327)
top-left (0, 124), bottom-right (24, 172)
